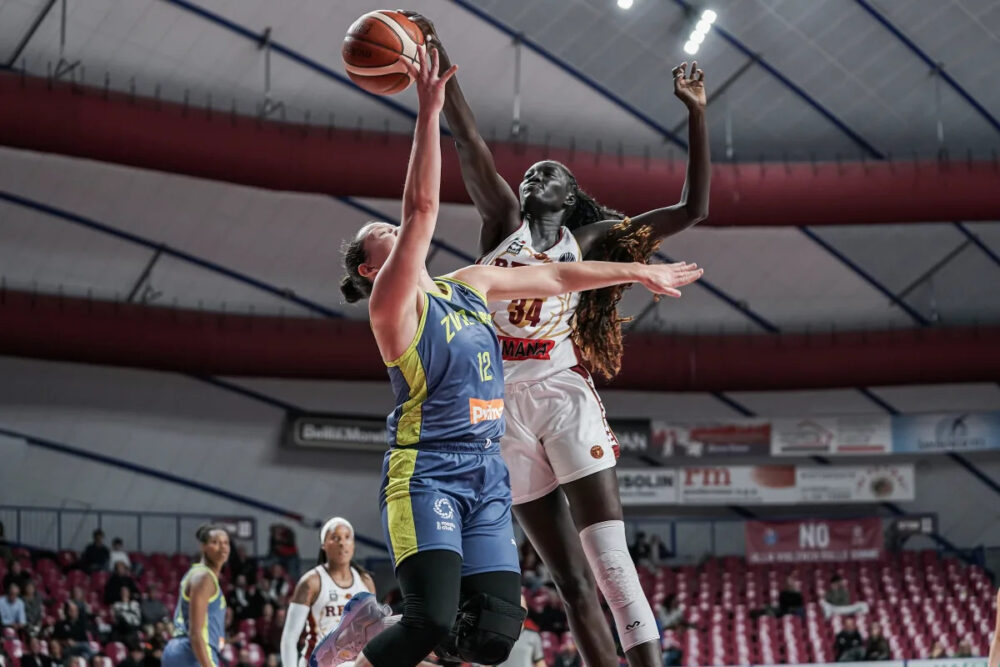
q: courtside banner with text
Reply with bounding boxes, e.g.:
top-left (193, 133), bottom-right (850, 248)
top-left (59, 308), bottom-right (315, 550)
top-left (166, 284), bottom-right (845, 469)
top-left (745, 518), bottom-right (884, 564)
top-left (892, 412), bottom-right (1000, 453)
top-left (617, 469), bottom-right (678, 506)
top-left (285, 413), bottom-right (388, 452)
top-left (772, 416), bottom-right (892, 456)
top-left (677, 465), bottom-right (915, 505)
top-left (651, 419), bottom-right (771, 457)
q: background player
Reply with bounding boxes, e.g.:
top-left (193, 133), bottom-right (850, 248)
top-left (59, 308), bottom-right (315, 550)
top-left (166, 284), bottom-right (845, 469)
top-left (162, 525), bottom-right (230, 667)
top-left (401, 13), bottom-right (709, 667)
top-left (280, 518), bottom-right (374, 667)
top-left (321, 42), bottom-right (703, 667)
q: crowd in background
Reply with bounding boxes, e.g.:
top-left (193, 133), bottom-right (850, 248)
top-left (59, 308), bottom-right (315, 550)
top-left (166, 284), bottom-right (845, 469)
top-left (1, 522), bottom-right (993, 667)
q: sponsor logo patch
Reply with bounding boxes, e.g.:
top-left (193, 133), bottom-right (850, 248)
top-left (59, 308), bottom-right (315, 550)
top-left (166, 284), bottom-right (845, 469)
top-left (469, 398), bottom-right (504, 424)
top-left (591, 445), bottom-right (605, 459)
top-left (433, 498), bottom-right (455, 519)
top-left (499, 336), bottom-right (555, 361)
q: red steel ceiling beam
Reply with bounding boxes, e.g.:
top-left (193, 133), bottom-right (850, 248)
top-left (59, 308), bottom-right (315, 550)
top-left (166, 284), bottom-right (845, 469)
top-left (2, 72), bottom-right (999, 226)
top-left (2, 290), bottom-right (997, 391)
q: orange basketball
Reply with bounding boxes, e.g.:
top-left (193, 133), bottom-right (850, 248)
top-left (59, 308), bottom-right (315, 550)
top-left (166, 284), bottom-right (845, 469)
top-left (342, 10), bottom-right (425, 96)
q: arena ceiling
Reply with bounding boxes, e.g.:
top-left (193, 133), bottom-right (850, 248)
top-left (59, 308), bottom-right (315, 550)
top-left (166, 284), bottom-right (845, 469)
top-left (0, 0), bottom-right (998, 385)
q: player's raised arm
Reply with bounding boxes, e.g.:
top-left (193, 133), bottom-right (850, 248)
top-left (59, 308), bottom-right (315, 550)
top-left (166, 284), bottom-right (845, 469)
top-left (574, 62), bottom-right (710, 256)
top-left (452, 261), bottom-right (703, 303)
top-left (367, 44), bottom-right (457, 328)
top-left (400, 12), bottom-right (522, 255)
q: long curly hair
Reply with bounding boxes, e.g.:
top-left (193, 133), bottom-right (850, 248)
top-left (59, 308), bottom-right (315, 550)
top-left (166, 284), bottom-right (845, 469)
top-left (552, 163), bottom-right (662, 380)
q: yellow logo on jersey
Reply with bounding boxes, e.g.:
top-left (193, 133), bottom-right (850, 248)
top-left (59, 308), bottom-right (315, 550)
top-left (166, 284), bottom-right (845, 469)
top-left (440, 309), bottom-right (492, 343)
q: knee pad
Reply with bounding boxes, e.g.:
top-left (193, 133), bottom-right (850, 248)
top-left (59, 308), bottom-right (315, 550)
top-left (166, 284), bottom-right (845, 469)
top-left (579, 520), bottom-right (659, 651)
top-left (434, 593), bottom-right (525, 665)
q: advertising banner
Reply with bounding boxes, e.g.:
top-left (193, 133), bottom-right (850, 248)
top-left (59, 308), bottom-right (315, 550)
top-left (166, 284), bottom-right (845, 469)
top-left (772, 416), bottom-right (892, 456)
top-left (609, 419), bottom-right (654, 461)
top-left (892, 412), bottom-right (1000, 453)
top-left (617, 469), bottom-right (678, 506)
top-left (676, 465), bottom-right (914, 505)
top-left (745, 518), bottom-right (884, 564)
top-left (285, 413), bottom-right (387, 452)
top-left (651, 419), bottom-right (771, 457)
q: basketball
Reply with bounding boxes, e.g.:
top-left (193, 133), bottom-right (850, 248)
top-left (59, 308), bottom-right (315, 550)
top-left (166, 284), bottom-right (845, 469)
top-left (342, 10), bottom-right (425, 95)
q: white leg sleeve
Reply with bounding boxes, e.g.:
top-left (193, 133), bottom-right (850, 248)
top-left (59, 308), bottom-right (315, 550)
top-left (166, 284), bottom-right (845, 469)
top-left (579, 520), bottom-right (659, 651)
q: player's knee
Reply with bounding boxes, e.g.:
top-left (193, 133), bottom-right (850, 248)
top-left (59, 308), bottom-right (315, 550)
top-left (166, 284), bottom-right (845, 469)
top-left (400, 597), bottom-right (456, 642)
top-left (435, 593), bottom-right (525, 665)
top-left (551, 568), bottom-right (597, 610)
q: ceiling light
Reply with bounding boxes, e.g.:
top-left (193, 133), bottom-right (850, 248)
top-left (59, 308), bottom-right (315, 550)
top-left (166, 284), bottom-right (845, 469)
top-left (683, 41), bottom-right (699, 55)
top-left (690, 30), bottom-right (705, 44)
top-left (617, 0), bottom-right (634, 9)
top-left (696, 19), bottom-right (712, 34)
top-left (702, 9), bottom-right (717, 23)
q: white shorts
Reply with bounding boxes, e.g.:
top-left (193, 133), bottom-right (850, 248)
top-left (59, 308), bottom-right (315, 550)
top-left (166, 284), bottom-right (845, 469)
top-left (502, 365), bottom-right (619, 505)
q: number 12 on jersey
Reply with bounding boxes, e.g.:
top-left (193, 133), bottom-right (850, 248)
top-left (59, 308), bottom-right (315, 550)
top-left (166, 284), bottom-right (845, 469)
top-left (477, 351), bottom-right (493, 382)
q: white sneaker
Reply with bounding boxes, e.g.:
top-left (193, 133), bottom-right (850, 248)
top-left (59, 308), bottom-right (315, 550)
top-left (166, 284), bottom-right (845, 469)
top-left (309, 592), bottom-right (393, 667)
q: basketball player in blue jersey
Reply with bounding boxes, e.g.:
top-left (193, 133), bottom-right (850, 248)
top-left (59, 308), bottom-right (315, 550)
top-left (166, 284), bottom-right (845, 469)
top-left (320, 45), bottom-right (703, 667)
top-left (399, 14), bottom-right (710, 667)
top-left (163, 525), bottom-right (230, 667)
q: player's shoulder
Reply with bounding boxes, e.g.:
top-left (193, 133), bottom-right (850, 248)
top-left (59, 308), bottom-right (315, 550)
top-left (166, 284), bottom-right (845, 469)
top-left (295, 567), bottom-right (323, 592)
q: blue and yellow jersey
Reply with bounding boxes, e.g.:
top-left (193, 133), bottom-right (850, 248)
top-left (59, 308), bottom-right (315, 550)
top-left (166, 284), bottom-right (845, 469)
top-left (386, 277), bottom-right (505, 447)
top-left (172, 564), bottom-right (226, 658)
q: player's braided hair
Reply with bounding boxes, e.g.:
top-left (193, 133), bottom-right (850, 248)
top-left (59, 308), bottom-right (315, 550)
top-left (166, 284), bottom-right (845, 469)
top-left (552, 162), bottom-right (662, 380)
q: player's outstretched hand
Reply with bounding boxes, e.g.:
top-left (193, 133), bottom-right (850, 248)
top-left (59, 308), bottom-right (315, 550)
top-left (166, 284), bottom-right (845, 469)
top-left (401, 43), bottom-right (458, 114)
top-left (636, 261), bottom-right (703, 298)
top-left (397, 10), bottom-right (438, 45)
top-left (673, 61), bottom-right (706, 110)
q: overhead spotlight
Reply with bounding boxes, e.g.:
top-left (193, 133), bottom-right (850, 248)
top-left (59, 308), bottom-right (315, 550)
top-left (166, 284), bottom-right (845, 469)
top-left (683, 41), bottom-right (699, 55)
top-left (690, 30), bottom-right (705, 44)
top-left (702, 9), bottom-right (717, 23)
top-left (617, 0), bottom-right (634, 9)
top-left (696, 19), bottom-right (712, 34)
top-left (683, 8), bottom-right (717, 54)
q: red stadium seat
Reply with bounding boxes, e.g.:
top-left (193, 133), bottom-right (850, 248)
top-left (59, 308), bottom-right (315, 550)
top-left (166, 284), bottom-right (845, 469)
top-left (104, 642), bottom-right (128, 666)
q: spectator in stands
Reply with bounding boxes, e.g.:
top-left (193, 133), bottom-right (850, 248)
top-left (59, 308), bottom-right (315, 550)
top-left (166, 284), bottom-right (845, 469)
top-left (21, 637), bottom-right (53, 667)
top-left (260, 564), bottom-right (290, 606)
top-left (0, 522), bottom-right (13, 566)
top-left (2, 561), bottom-right (30, 592)
top-left (108, 539), bottom-right (131, 573)
top-left (22, 580), bottom-right (44, 631)
top-left (0, 582), bottom-right (27, 630)
top-left (104, 563), bottom-right (139, 606)
top-left (928, 642), bottom-right (947, 659)
top-left (528, 586), bottom-right (568, 634)
top-left (117, 642), bottom-right (146, 667)
top-left (143, 639), bottom-right (164, 667)
top-left (235, 648), bottom-right (253, 667)
top-left (955, 639), bottom-right (973, 658)
top-left (228, 574), bottom-right (265, 621)
top-left (630, 531), bottom-right (652, 565)
top-left (822, 574), bottom-right (870, 619)
top-left (256, 603), bottom-right (277, 653)
top-left (494, 595), bottom-right (544, 667)
top-left (647, 534), bottom-right (670, 566)
top-left (140, 586), bottom-right (169, 627)
top-left (865, 623), bottom-right (890, 661)
top-left (552, 637), bottom-right (582, 667)
top-left (80, 531), bottom-right (110, 574)
top-left (778, 575), bottom-right (805, 618)
top-left (227, 545), bottom-right (257, 585)
top-left (48, 639), bottom-right (66, 667)
top-left (70, 587), bottom-right (91, 617)
top-left (656, 594), bottom-right (692, 630)
top-left (111, 587), bottom-right (142, 643)
top-left (833, 616), bottom-right (865, 662)
top-left (662, 638), bottom-right (683, 667)
top-left (53, 601), bottom-right (96, 659)
top-left (265, 525), bottom-right (299, 580)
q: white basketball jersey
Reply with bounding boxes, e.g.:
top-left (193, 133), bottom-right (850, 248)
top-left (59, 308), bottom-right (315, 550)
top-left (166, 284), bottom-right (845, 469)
top-left (477, 221), bottom-right (582, 383)
top-left (301, 566), bottom-right (369, 662)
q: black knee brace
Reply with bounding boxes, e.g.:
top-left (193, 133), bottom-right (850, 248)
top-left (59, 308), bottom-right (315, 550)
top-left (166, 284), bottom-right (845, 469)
top-left (434, 593), bottom-right (526, 665)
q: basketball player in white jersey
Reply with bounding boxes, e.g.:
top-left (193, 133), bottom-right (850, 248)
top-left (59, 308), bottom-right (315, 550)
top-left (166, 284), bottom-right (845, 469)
top-left (280, 518), bottom-right (374, 667)
top-left (400, 14), bottom-right (710, 667)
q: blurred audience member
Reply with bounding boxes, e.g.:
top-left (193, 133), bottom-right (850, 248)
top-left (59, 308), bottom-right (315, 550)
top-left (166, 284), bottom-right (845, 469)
top-left (22, 581), bottom-right (44, 631)
top-left (140, 587), bottom-right (168, 626)
top-left (552, 637), bottom-right (582, 667)
top-left (53, 602), bottom-right (96, 659)
top-left (2, 561), bottom-right (31, 593)
top-left (108, 539), bottom-right (131, 573)
top-left (822, 574), bottom-right (870, 619)
top-left (266, 525), bottom-right (299, 580)
top-left (778, 576), bottom-right (805, 618)
top-left (0, 582), bottom-right (27, 630)
top-left (865, 623), bottom-right (890, 661)
top-left (80, 531), bottom-right (110, 574)
top-left (111, 587), bottom-right (142, 642)
top-left (104, 563), bottom-right (139, 606)
top-left (656, 594), bottom-right (693, 630)
top-left (227, 545), bottom-right (257, 586)
top-left (21, 637), bottom-right (52, 667)
top-left (229, 574), bottom-right (265, 621)
top-left (834, 616), bottom-right (865, 662)
top-left (528, 586), bottom-right (568, 634)
top-left (261, 564), bottom-right (290, 606)
top-left (929, 642), bottom-right (947, 659)
top-left (955, 639), bottom-right (973, 658)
